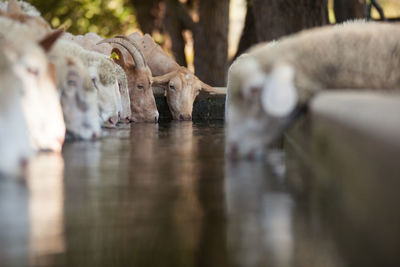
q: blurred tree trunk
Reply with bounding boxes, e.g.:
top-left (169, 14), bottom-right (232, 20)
top-left (164, 0), bottom-right (188, 67)
top-left (334, 0), bottom-right (365, 23)
top-left (131, 0), bottom-right (188, 66)
top-left (234, 0), bottom-right (257, 61)
top-left (233, 0), bottom-right (329, 60)
top-left (131, 0), bottom-right (230, 86)
top-left (130, 0), bottom-right (164, 34)
top-left (193, 0), bottom-right (229, 86)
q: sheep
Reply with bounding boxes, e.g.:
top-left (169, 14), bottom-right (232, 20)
top-left (48, 42), bottom-right (101, 140)
top-left (1, 0), bottom-right (122, 128)
top-left (0, 4), bottom-right (67, 152)
top-left (63, 32), bottom-right (111, 55)
top-left (0, 2), bottom-right (103, 139)
top-left (0, 26), bottom-right (66, 152)
top-left (226, 21), bottom-right (400, 159)
top-left (63, 32), bottom-right (133, 123)
top-left (0, 46), bottom-right (32, 176)
top-left (98, 36), bottom-right (160, 122)
top-left (53, 39), bottom-right (123, 128)
top-left (114, 32), bottom-right (222, 121)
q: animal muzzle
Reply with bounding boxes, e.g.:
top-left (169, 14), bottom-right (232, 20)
top-left (103, 116), bottom-right (118, 128)
top-left (149, 111), bottom-right (159, 123)
top-left (178, 114), bottom-right (192, 121)
top-left (130, 111), bottom-right (159, 123)
top-left (123, 116), bottom-right (131, 123)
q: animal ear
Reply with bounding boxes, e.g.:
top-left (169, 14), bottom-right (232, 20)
top-left (38, 29), bottom-right (64, 53)
top-left (7, 0), bottom-right (21, 14)
top-left (200, 81), bottom-right (225, 94)
top-left (261, 64), bottom-right (298, 117)
top-left (111, 47), bottom-right (125, 67)
top-left (152, 72), bottom-right (175, 88)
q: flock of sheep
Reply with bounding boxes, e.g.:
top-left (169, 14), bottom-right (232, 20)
top-left (2, 0), bottom-right (400, 175)
top-left (0, 0), bottom-right (223, 176)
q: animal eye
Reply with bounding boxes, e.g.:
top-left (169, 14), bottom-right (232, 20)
top-left (137, 84), bottom-right (144, 90)
top-left (75, 92), bottom-right (88, 111)
top-left (68, 79), bottom-right (78, 87)
top-left (91, 78), bottom-right (98, 89)
top-left (169, 84), bottom-right (175, 90)
top-left (27, 66), bottom-right (39, 76)
top-left (118, 81), bottom-right (122, 93)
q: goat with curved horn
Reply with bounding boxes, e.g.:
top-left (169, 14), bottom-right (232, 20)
top-left (127, 32), bottom-right (222, 121)
top-left (97, 37), bottom-right (146, 69)
top-left (97, 36), bottom-right (159, 123)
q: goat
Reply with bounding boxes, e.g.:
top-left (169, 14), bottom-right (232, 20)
top-left (63, 32), bottom-right (132, 123)
top-left (115, 32), bottom-right (222, 121)
top-left (226, 21), bottom-right (400, 159)
top-left (98, 36), bottom-right (160, 123)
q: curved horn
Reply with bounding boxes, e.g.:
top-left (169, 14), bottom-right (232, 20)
top-left (97, 37), bottom-right (147, 69)
top-left (113, 35), bottom-right (148, 67)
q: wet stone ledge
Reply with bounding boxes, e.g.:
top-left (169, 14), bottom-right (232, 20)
top-left (284, 90), bottom-right (400, 267)
top-left (153, 87), bottom-right (226, 121)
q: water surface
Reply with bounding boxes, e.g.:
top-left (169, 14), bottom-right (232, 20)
top-left (0, 121), bottom-right (354, 266)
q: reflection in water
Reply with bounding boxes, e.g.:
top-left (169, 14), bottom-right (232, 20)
top-left (27, 154), bottom-right (65, 265)
top-left (56, 122), bottom-right (227, 267)
top-left (0, 175), bottom-right (29, 267)
top-left (225, 153), bottom-right (347, 267)
top-left (0, 121), bottom-right (370, 267)
top-left (262, 193), bottom-right (293, 267)
top-left (225, 159), bottom-right (294, 267)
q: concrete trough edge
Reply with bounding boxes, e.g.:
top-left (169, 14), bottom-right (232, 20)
top-left (284, 90), bottom-right (400, 266)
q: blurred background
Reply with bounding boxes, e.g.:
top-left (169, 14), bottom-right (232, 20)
top-left (24, 0), bottom-right (400, 86)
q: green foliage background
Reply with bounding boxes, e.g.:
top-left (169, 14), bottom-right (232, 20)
top-left (28, 0), bottom-right (138, 37)
top-left (5, 0), bottom-right (400, 42)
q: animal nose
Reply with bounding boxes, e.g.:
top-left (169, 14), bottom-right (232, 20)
top-left (57, 136), bottom-right (64, 146)
top-left (92, 132), bottom-right (99, 140)
top-left (178, 114), bottom-right (192, 121)
top-left (108, 117), bottom-right (117, 125)
top-left (125, 116), bottom-right (131, 123)
top-left (154, 112), bottom-right (159, 123)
